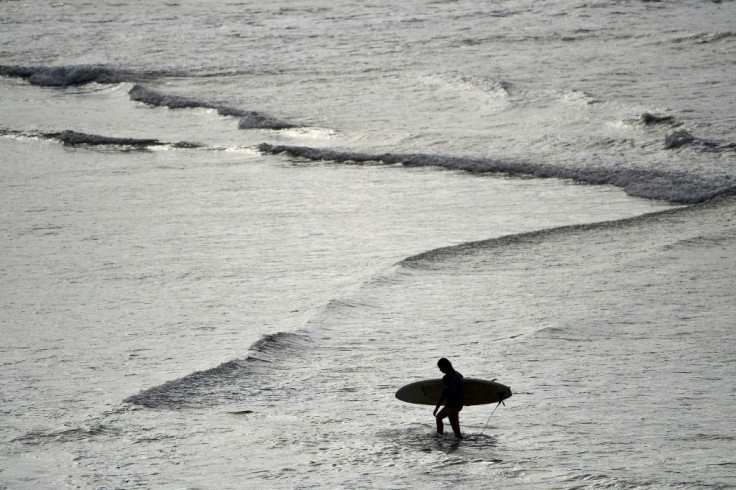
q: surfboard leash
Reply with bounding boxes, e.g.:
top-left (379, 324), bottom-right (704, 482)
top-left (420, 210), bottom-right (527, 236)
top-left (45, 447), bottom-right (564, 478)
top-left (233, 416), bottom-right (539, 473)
top-left (479, 400), bottom-right (503, 436)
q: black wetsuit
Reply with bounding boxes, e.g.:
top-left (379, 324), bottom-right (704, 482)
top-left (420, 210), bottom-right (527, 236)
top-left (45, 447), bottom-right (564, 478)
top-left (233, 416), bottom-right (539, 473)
top-left (438, 370), bottom-right (464, 408)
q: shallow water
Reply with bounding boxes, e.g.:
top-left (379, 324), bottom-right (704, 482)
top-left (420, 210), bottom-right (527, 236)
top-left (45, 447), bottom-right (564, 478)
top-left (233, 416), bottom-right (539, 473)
top-left (1, 0), bottom-right (735, 488)
top-left (1, 132), bottom-right (677, 488)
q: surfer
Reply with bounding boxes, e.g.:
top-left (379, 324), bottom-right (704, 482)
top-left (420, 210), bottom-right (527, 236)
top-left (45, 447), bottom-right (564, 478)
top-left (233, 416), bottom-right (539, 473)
top-left (433, 358), bottom-right (464, 439)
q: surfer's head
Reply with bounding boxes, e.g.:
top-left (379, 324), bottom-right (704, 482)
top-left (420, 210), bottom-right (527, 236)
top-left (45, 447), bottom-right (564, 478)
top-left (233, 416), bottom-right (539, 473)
top-left (437, 357), bottom-right (454, 373)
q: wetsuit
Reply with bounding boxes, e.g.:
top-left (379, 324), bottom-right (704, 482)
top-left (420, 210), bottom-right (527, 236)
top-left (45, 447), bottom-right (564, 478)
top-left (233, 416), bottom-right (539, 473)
top-left (437, 370), bottom-right (464, 409)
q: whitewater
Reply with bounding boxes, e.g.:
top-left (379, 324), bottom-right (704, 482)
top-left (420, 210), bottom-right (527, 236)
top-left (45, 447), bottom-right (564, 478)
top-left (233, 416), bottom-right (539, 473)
top-left (1, 0), bottom-right (735, 488)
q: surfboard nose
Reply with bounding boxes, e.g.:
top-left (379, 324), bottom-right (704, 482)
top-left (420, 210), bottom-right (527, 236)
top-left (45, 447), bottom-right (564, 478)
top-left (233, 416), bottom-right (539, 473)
top-left (502, 386), bottom-right (512, 401)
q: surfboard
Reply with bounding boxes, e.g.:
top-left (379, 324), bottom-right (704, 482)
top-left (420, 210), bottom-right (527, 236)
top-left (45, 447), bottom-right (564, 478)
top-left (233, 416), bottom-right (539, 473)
top-left (395, 378), bottom-right (512, 406)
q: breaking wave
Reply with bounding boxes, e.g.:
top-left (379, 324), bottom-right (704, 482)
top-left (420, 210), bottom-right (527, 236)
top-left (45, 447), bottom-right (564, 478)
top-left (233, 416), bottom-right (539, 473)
top-left (0, 64), bottom-right (155, 87)
top-left (664, 130), bottom-right (736, 152)
top-left (11, 422), bottom-right (120, 445)
top-left (425, 72), bottom-right (513, 96)
top-left (0, 128), bottom-right (201, 149)
top-left (400, 189), bottom-right (736, 270)
top-left (670, 31), bottom-right (736, 45)
top-left (1, 66), bottom-right (298, 130)
top-left (129, 85), bottom-right (297, 130)
top-left (640, 112), bottom-right (679, 126)
top-left (258, 143), bottom-right (736, 204)
top-left (124, 331), bottom-right (310, 409)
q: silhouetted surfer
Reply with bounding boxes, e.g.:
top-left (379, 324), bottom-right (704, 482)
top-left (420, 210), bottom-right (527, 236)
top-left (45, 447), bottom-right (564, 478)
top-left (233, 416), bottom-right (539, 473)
top-left (433, 358), bottom-right (464, 439)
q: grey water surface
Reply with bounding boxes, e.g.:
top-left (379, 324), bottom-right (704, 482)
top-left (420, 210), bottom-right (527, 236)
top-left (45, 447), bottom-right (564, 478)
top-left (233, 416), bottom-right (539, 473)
top-left (1, 1), bottom-right (734, 488)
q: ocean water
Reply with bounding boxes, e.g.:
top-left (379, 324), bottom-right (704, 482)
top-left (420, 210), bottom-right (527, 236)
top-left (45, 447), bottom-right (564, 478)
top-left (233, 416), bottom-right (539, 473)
top-left (1, 0), bottom-right (735, 488)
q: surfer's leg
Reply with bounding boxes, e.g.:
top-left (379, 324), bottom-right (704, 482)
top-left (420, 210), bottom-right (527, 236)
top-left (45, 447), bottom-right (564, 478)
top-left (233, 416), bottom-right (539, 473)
top-left (435, 407), bottom-right (448, 434)
top-left (448, 407), bottom-right (462, 439)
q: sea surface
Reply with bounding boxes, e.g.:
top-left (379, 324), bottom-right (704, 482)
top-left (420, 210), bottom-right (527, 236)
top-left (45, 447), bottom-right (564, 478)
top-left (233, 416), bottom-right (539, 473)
top-left (1, 1), bottom-right (735, 488)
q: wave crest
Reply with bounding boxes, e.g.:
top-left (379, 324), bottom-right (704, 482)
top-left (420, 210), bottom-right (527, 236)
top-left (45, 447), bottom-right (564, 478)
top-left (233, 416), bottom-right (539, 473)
top-left (0, 64), bottom-right (147, 87)
top-left (123, 331), bottom-right (310, 409)
top-left (664, 130), bottom-right (736, 152)
top-left (640, 113), bottom-right (678, 126)
top-left (1, 128), bottom-right (200, 150)
top-left (671, 31), bottom-right (736, 44)
top-left (57, 130), bottom-right (163, 147)
top-left (129, 85), bottom-right (296, 130)
top-left (258, 143), bottom-right (736, 204)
